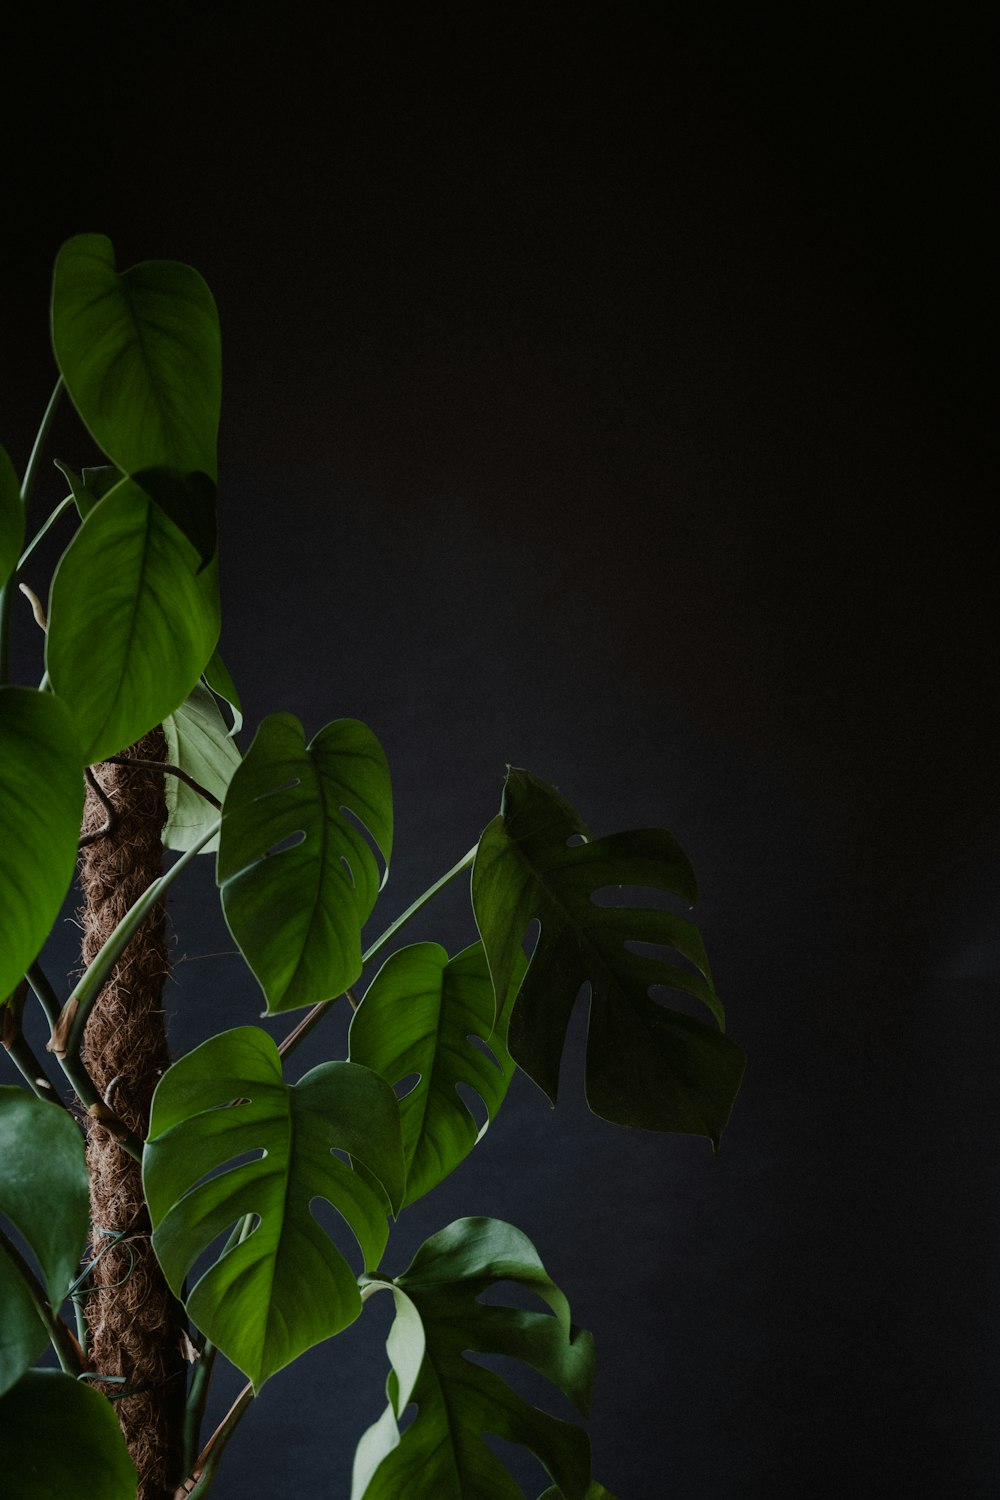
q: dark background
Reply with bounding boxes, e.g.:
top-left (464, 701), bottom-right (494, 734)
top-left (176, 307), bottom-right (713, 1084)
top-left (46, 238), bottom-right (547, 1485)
top-left (3, 9), bottom-right (995, 1498)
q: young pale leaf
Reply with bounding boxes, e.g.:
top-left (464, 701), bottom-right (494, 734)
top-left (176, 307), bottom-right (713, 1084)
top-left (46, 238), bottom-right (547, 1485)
top-left (0, 1370), bottom-right (137, 1499)
top-left (472, 768), bottom-right (745, 1148)
top-left (0, 689), bottom-right (83, 1002)
top-left (143, 1027), bottom-right (404, 1390)
top-left (202, 646), bottom-right (243, 734)
top-left (352, 1217), bottom-right (594, 1500)
top-left (0, 445), bottom-right (22, 585)
top-left (46, 477), bottom-right (219, 764)
top-left (0, 1089), bottom-right (90, 1397)
top-left (162, 682), bottom-right (242, 853)
top-left (217, 715), bottom-right (392, 1013)
top-left (51, 233), bottom-right (221, 481)
top-left (349, 941), bottom-right (521, 1208)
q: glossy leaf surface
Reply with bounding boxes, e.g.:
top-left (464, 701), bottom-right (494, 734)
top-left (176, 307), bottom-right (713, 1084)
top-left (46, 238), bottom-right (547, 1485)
top-left (0, 445), bottom-right (22, 584)
top-left (202, 646), bottom-right (243, 734)
top-left (472, 768), bottom-right (745, 1146)
top-left (51, 233), bottom-right (221, 481)
top-left (144, 1027), bottom-right (404, 1389)
top-left (0, 1370), bottom-right (136, 1499)
top-left (218, 715), bottom-right (392, 1013)
top-left (0, 1089), bottom-right (90, 1396)
top-left (0, 688), bottom-right (83, 1001)
top-left (46, 477), bottom-right (219, 764)
top-left (353, 1217), bottom-right (594, 1500)
top-left (162, 682), bottom-right (242, 852)
top-left (349, 941), bottom-right (519, 1208)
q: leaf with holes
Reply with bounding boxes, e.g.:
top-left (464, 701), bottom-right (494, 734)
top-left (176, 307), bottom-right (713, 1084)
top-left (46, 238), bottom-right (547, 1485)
top-left (0, 1089), bottom-right (90, 1397)
top-left (0, 688), bottom-right (84, 1003)
top-left (217, 714), bottom-right (392, 1014)
top-left (45, 476), bottom-right (219, 764)
top-left (349, 941), bottom-right (524, 1208)
top-left (143, 1026), bottom-right (404, 1390)
top-left (51, 233), bottom-right (221, 481)
top-left (0, 445), bottom-right (22, 586)
top-left (162, 682), bottom-right (242, 853)
top-left (472, 768), bottom-right (745, 1147)
top-left (0, 1370), bottom-right (137, 1498)
top-left (352, 1217), bottom-right (594, 1500)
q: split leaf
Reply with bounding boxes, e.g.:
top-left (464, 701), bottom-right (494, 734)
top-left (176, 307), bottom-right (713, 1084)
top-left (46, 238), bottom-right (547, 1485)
top-left (352, 1217), bottom-right (594, 1500)
top-left (144, 1026), bottom-right (404, 1390)
top-left (217, 715), bottom-right (392, 1013)
top-left (472, 768), bottom-right (745, 1147)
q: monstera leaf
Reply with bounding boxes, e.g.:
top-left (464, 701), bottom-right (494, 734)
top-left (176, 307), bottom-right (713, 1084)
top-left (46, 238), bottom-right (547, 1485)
top-left (162, 682), bottom-right (242, 852)
top-left (51, 233), bottom-right (221, 482)
top-left (0, 1090), bottom-right (90, 1397)
top-left (349, 941), bottom-right (523, 1208)
top-left (217, 715), bottom-right (392, 1014)
top-left (0, 1371), bottom-right (136, 1499)
top-left (472, 768), bottom-right (745, 1147)
top-left (352, 1218), bottom-right (594, 1500)
top-left (143, 1027), bottom-right (404, 1389)
top-left (0, 445), bottom-right (22, 585)
top-left (45, 476), bottom-right (219, 764)
top-left (0, 688), bottom-right (84, 1002)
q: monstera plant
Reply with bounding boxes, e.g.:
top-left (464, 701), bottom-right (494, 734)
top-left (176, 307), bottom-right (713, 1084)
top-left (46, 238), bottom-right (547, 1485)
top-left (0, 235), bottom-right (746, 1499)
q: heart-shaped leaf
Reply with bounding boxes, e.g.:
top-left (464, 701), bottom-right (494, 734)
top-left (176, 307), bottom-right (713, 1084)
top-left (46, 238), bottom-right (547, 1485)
top-left (0, 1088), bottom-right (90, 1396)
top-left (217, 715), bottom-right (392, 1014)
top-left (0, 1370), bottom-right (136, 1499)
top-left (0, 688), bottom-right (84, 1002)
top-left (0, 445), bottom-right (22, 585)
top-left (46, 476), bottom-right (219, 764)
top-left (51, 233), bottom-right (221, 481)
top-left (53, 460), bottom-right (122, 521)
top-left (162, 682), bottom-right (242, 853)
top-left (472, 768), bottom-right (745, 1147)
top-left (143, 1026), bottom-right (404, 1389)
top-left (349, 941), bottom-right (521, 1208)
top-left (352, 1217), bottom-right (594, 1500)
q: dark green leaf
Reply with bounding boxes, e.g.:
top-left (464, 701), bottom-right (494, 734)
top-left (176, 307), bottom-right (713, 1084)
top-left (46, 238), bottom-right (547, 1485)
top-left (352, 1217), bottom-right (594, 1500)
top-left (472, 768), bottom-right (745, 1147)
top-left (202, 647), bottom-right (243, 735)
top-left (143, 1026), bottom-right (405, 1390)
top-left (130, 467), bottom-right (217, 569)
top-left (0, 688), bottom-right (83, 1002)
top-left (162, 682), bottom-right (242, 853)
top-left (0, 445), bottom-right (23, 585)
top-left (0, 1089), bottom-right (90, 1396)
top-left (51, 233), bottom-right (221, 480)
top-left (0, 1370), bottom-right (136, 1498)
top-left (349, 941), bottom-right (522, 1208)
top-left (45, 476), bottom-right (219, 764)
top-left (538, 1486), bottom-right (619, 1499)
top-left (217, 715), bottom-right (392, 1014)
top-left (53, 460), bottom-right (122, 521)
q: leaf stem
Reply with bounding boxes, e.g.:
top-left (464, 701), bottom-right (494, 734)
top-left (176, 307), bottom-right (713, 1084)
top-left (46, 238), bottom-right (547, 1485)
top-left (105, 755), bottom-right (223, 810)
top-left (2, 1029), bottom-right (71, 1108)
top-left (49, 820), bottom-right (221, 1061)
top-left (177, 1380), bottom-right (254, 1498)
top-left (0, 1221), bottom-right (84, 1376)
top-left (20, 377), bottom-right (65, 510)
top-left (16, 493), bottom-right (76, 571)
top-left (275, 843), bottom-right (479, 1064)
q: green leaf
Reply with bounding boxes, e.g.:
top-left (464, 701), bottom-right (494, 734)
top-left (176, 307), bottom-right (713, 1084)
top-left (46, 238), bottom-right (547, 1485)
top-left (217, 715), bottom-right (392, 1014)
top-left (53, 460), bottom-right (122, 521)
top-left (143, 1026), bottom-right (405, 1390)
top-left (45, 476), bottom-right (219, 764)
top-left (0, 1370), bottom-right (136, 1499)
top-left (202, 646), bottom-right (243, 735)
top-left (349, 941), bottom-right (522, 1208)
top-left (51, 233), bottom-right (221, 481)
top-left (472, 768), bottom-right (745, 1147)
top-left (538, 1486), bottom-right (619, 1500)
top-left (0, 1088), bottom-right (90, 1396)
top-left (0, 688), bottom-right (83, 1002)
top-left (162, 682), bottom-right (242, 853)
top-left (0, 445), bottom-right (23, 585)
top-left (352, 1217), bottom-right (594, 1500)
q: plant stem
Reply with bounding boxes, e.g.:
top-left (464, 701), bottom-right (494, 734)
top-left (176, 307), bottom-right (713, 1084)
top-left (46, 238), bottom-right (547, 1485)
top-left (2, 1030), bottom-right (70, 1108)
top-left (0, 378), bottom-right (64, 684)
top-left (275, 842), bottom-right (479, 1064)
top-left (49, 820), bottom-right (221, 1061)
top-left (178, 1381), bottom-right (254, 1498)
top-left (17, 493), bottom-right (75, 570)
top-left (105, 755), bottom-right (222, 809)
top-left (0, 1221), bottom-right (84, 1376)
